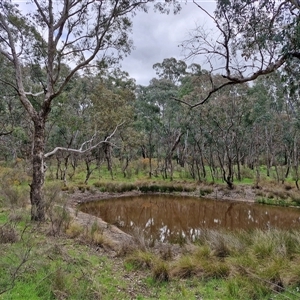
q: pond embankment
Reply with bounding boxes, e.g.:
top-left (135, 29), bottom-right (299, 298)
top-left (65, 185), bottom-right (258, 251)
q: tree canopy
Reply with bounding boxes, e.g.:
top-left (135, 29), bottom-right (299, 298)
top-left (181, 0), bottom-right (300, 105)
top-left (0, 0), bottom-right (179, 221)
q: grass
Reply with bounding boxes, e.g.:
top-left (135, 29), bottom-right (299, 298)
top-left (2, 163), bottom-right (300, 299)
top-left (1, 207), bottom-right (300, 299)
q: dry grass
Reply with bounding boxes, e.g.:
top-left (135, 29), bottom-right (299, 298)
top-left (65, 222), bottom-right (83, 238)
top-left (0, 223), bottom-right (19, 243)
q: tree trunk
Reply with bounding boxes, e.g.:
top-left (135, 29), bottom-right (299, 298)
top-left (104, 142), bottom-right (113, 180)
top-left (122, 156), bottom-right (129, 178)
top-left (30, 119), bottom-right (46, 221)
top-left (148, 134), bottom-right (153, 178)
top-left (84, 157), bottom-right (93, 184)
top-left (56, 157), bottom-right (61, 179)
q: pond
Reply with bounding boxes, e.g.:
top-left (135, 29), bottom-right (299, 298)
top-left (78, 194), bottom-right (300, 243)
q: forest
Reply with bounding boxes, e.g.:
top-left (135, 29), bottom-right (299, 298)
top-left (0, 0), bottom-right (299, 221)
top-left (1, 1), bottom-right (300, 299)
top-left (1, 58), bottom-right (299, 191)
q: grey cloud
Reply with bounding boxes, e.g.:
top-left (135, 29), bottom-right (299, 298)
top-left (122, 2), bottom-right (216, 85)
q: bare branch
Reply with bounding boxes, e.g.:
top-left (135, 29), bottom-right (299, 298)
top-left (44, 122), bottom-right (124, 158)
top-left (24, 91), bottom-right (45, 97)
top-left (289, 0), bottom-right (300, 9)
top-left (0, 130), bottom-right (13, 136)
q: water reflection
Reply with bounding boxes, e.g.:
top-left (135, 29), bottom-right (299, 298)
top-left (78, 195), bottom-right (300, 243)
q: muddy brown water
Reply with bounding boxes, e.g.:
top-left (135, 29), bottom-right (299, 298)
top-left (78, 194), bottom-right (300, 243)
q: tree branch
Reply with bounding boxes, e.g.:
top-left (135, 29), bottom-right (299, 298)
top-left (44, 122), bottom-right (124, 158)
top-left (180, 1), bottom-right (300, 107)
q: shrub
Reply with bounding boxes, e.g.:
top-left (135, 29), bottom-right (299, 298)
top-left (240, 167), bottom-right (255, 179)
top-left (93, 182), bottom-right (136, 193)
top-left (0, 169), bottom-right (29, 209)
top-left (290, 192), bottom-right (300, 206)
top-left (199, 187), bottom-right (213, 196)
top-left (44, 183), bottom-right (71, 236)
top-left (0, 223), bottom-right (18, 243)
top-left (284, 184), bottom-right (293, 191)
top-left (77, 184), bottom-right (88, 192)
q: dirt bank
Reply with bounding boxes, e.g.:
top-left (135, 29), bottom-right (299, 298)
top-left (67, 183), bottom-right (256, 209)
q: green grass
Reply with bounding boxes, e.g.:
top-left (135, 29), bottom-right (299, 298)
top-left (0, 232), bottom-right (128, 300)
top-left (2, 211), bottom-right (300, 299)
top-left (0, 211), bottom-right (8, 224)
top-left (2, 163), bottom-right (300, 299)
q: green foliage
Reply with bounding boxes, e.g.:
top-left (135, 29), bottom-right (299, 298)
top-left (138, 184), bottom-right (196, 193)
top-left (93, 181), bottom-right (136, 193)
top-left (256, 197), bottom-right (289, 207)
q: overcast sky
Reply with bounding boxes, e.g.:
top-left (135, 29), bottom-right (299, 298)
top-left (12, 0), bottom-right (216, 86)
top-left (122, 1), bottom-right (216, 85)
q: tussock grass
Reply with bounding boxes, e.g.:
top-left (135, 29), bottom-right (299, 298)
top-left (171, 255), bottom-right (198, 278)
top-left (65, 222), bottom-right (83, 238)
top-left (171, 253), bottom-right (230, 280)
top-left (168, 229), bottom-right (300, 297)
top-left (125, 250), bottom-right (155, 270)
top-left (152, 260), bottom-right (170, 282)
top-left (252, 230), bottom-right (275, 259)
top-left (65, 220), bottom-right (116, 250)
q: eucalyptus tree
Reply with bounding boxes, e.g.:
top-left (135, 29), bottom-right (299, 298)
top-left (247, 72), bottom-right (300, 184)
top-left (0, 56), bottom-right (32, 161)
top-left (47, 72), bottom-right (94, 182)
top-left (180, 0), bottom-right (300, 106)
top-left (135, 84), bottom-right (161, 177)
top-left (0, 56), bottom-right (15, 138)
top-left (0, 0), bottom-right (179, 221)
top-left (173, 69), bottom-right (210, 179)
top-left (88, 68), bottom-right (137, 180)
top-left (137, 77), bottom-right (186, 180)
top-left (153, 57), bottom-right (187, 84)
